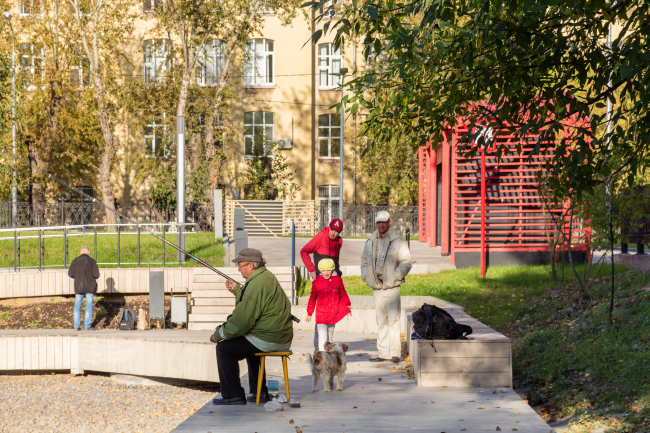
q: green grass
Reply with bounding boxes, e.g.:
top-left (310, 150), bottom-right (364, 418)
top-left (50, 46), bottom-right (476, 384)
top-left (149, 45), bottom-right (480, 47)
top-left (301, 264), bottom-right (650, 431)
top-left (0, 311), bottom-right (10, 322)
top-left (0, 232), bottom-right (224, 269)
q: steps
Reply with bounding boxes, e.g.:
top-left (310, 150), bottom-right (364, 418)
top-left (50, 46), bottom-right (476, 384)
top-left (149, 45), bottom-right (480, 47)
top-left (187, 266), bottom-right (296, 331)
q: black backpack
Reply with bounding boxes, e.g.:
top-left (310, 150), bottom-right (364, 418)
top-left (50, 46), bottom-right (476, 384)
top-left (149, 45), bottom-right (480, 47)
top-left (118, 308), bottom-right (137, 331)
top-left (412, 304), bottom-right (473, 340)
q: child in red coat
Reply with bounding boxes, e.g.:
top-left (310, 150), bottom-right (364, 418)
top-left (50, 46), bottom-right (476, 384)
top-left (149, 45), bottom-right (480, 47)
top-left (306, 258), bottom-right (351, 351)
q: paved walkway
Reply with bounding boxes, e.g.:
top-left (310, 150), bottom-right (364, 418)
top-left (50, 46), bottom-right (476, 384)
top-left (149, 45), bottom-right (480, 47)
top-left (173, 330), bottom-right (553, 433)
top-left (248, 237), bottom-right (446, 268)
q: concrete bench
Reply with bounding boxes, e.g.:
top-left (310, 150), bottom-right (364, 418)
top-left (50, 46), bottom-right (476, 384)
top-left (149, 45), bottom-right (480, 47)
top-left (406, 308), bottom-right (512, 388)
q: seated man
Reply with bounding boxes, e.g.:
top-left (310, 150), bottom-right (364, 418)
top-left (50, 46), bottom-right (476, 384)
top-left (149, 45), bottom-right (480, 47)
top-left (210, 248), bottom-right (294, 405)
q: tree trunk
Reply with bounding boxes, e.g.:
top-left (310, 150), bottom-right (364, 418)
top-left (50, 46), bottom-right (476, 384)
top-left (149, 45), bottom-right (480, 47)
top-left (93, 76), bottom-right (118, 230)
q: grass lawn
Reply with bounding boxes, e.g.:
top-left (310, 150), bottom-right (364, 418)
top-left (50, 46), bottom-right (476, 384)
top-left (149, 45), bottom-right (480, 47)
top-left (0, 231), bottom-right (224, 269)
top-left (300, 264), bottom-right (650, 431)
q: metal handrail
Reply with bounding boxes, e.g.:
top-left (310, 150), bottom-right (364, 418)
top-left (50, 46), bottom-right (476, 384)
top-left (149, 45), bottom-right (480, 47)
top-left (0, 222), bottom-right (197, 233)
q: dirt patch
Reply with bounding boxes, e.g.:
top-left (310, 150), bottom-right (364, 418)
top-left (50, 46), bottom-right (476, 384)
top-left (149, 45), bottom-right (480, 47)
top-left (0, 295), bottom-right (186, 330)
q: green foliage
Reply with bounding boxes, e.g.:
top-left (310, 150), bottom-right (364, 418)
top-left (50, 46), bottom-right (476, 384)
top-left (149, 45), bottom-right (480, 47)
top-left (26, 319), bottom-right (41, 329)
top-left (0, 310), bottom-right (10, 322)
top-left (308, 0), bottom-right (650, 203)
top-left (243, 142), bottom-right (300, 200)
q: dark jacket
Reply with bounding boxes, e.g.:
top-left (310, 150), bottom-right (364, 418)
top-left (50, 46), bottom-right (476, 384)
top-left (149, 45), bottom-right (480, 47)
top-left (68, 254), bottom-right (100, 294)
top-left (300, 227), bottom-right (343, 275)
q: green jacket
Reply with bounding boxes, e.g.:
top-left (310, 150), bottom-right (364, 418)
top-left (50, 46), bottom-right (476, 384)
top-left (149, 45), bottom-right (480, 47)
top-left (213, 266), bottom-right (293, 345)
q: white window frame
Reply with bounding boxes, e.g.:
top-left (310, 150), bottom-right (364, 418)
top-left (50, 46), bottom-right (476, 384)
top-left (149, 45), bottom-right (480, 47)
top-left (244, 39), bottom-right (274, 86)
top-left (70, 48), bottom-right (92, 88)
top-left (318, 0), bottom-right (338, 18)
top-left (318, 113), bottom-right (342, 159)
top-left (143, 0), bottom-right (161, 13)
top-left (143, 39), bottom-right (173, 84)
top-left (20, 0), bottom-right (43, 17)
top-left (196, 39), bottom-right (224, 87)
top-left (19, 43), bottom-right (44, 90)
top-left (318, 43), bottom-right (342, 89)
top-left (198, 114), bottom-right (226, 154)
top-left (144, 114), bottom-right (170, 158)
top-left (244, 111), bottom-right (274, 158)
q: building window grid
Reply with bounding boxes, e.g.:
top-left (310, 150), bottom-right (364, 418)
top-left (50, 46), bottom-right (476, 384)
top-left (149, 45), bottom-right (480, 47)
top-left (318, 43), bottom-right (342, 89)
top-left (244, 111), bottom-right (274, 157)
top-left (244, 39), bottom-right (274, 86)
top-left (197, 40), bottom-right (225, 87)
top-left (20, 0), bottom-right (43, 16)
top-left (318, 114), bottom-right (341, 159)
top-left (143, 39), bottom-right (173, 83)
top-left (145, 115), bottom-right (170, 158)
top-left (70, 48), bottom-right (92, 88)
top-left (318, 0), bottom-right (338, 17)
top-left (19, 43), bottom-right (44, 90)
top-left (143, 0), bottom-right (161, 13)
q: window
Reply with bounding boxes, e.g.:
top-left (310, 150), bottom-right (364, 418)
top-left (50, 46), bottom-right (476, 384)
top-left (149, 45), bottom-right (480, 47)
top-left (319, 0), bottom-right (338, 17)
top-left (318, 185), bottom-right (340, 227)
top-left (318, 114), bottom-right (341, 158)
top-left (19, 43), bottom-right (44, 90)
top-left (196, 40), bottom-right (224, 86)
top-left (70, 48), bottom-right (91, 87)
top-left (143, 0), bottom-right (161, 12)
top-left (244, 111), bottom-right (274, 157)
top-left (250, 0), bottom-right (275, 14)
top-left (20, 0), bottom-right (43, 16)
top-left (244, 39), bottom-right (274, 86)
top-left (318, 43), bottom-right (342, 89)
top-left (143, 39), bottom-right (173, 83)
top-left (145, 115), bottom-right (170, 157)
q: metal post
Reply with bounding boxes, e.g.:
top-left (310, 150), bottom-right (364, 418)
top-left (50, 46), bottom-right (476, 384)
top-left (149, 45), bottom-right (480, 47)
top-left (637, 243), bottom-right (644, 255)
top-left (137, 225), bottom-right (141, 267)
top-left (291, 221), bottom-right (296, 305)
top-left (406, 228), bottom-right (410, 250)
top-left (162, 224), bottom-right (166, 268)
top-left (64, 227), bottom-right (68, 270)
top-left (13, 230), bottom-right (17, 272)
top-left (4, 14), bottom-right (17, 228)
top-left (339, 70), bottom-right (346, 222)
top-left (621, 242), bottom-right (628, 254)
top-left (480, 149), bottom-right (487, 277)
top-left (17, 233), bottom-right (20, 269)
top-left (177, 116), bottom-right (186, 263)
top-left (117, 225), bottom-right (121, 268)
top-left (94, 226), bottom-right (97, 261)
top-left (38, 229), bottom-right (42, 271)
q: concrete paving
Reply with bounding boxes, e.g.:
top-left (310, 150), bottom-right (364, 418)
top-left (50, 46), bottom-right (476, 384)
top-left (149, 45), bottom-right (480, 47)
top-left (248, 236), bottom-right (446, 268)
top-left (173, 330), bottom-right (554, 433)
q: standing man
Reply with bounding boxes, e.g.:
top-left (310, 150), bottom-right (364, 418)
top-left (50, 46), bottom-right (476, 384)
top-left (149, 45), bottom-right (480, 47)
top-left (360, 211), bottom-right (412, 363)
top-left (210, 248), bottom-right (293, 405)
top-left (300, 218), bottom-right (344, 279)
top-left (68, 246), bottom-right (100, 331)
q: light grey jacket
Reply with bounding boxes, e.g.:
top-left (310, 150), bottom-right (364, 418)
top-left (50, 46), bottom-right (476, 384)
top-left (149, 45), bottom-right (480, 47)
top-left (360, 228), bottom-right (412, 290)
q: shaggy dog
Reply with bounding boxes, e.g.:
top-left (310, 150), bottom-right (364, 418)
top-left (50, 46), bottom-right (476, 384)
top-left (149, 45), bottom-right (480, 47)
top-left (306, 342), bottom-right (349, 392)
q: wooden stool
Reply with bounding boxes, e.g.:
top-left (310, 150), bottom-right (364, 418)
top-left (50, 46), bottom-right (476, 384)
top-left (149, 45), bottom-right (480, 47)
top-left (255, 351), bottom-right (292, 406)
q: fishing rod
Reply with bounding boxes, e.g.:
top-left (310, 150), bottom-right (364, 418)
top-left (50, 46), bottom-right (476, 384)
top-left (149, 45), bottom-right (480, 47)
top-left (41, 169), bottom-right (301, 323)
top-left (40, 169), bottom-right (239, 283)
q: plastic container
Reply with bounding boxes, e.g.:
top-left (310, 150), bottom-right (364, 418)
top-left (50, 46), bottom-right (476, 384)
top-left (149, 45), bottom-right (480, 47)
top-left (267, 379), bottom-right (279, 398)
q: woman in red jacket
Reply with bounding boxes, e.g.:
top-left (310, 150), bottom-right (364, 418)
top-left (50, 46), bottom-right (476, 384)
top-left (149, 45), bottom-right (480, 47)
top-left (300, 218), bottom-right (344, 279)
top-left (306, 258), bottom-right (351, 351)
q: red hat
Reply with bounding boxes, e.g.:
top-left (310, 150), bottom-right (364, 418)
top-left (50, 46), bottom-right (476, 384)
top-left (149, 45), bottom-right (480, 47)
top-left (329, 218), bottom-right (343, 232)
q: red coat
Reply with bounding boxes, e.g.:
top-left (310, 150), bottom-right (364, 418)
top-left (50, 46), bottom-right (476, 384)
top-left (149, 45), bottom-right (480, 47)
top-left (307, 275), bottom-right (351, 325)
top-left (300, 227), bottom-right (343, 273)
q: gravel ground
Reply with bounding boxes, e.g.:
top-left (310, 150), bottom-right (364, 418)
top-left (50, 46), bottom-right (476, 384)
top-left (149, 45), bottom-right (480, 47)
top-left (0, 373), bottom-right (218, 433)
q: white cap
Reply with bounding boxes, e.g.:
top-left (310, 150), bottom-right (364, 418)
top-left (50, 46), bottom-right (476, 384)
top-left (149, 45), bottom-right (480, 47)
top-left (376, 211), bottom-right (391, 223)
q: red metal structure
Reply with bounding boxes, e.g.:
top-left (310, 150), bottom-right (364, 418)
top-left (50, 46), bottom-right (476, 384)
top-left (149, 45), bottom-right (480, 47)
top-left (419, 116), bottom-right (590, 272)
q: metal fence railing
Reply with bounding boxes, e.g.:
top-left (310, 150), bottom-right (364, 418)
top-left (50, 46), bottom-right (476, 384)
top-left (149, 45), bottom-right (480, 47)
top-left (0, 223), bottom-right (198, 271)
top-left (319, 204), bottom-right (419, 237)
top-left (0, 202), bottom-right (215, 232)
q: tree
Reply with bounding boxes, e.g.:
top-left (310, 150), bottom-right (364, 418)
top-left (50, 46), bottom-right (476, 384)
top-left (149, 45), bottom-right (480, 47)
top-left (308, 0), bottom-right (650, 204)
top-left (243, 141), bottom-right (300, 200)
top-left (68, 0), bottom-right (138, 227)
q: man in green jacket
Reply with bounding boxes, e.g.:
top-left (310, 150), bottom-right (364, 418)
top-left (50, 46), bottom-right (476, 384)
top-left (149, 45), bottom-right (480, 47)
top-left (210, 248), bottom-right (293, 405)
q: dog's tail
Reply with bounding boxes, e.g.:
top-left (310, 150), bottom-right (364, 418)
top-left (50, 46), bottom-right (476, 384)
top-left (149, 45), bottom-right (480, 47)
top-left (307, 351), bottom-right (323, 367)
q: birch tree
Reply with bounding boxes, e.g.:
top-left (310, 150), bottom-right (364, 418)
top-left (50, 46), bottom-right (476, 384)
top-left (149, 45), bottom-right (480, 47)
top-left (67, 0), bottom-right (137, 227)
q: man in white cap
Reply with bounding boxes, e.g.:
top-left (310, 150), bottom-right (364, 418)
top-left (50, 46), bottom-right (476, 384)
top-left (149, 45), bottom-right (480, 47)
top-left (360, 211), bottom-right (412, 363)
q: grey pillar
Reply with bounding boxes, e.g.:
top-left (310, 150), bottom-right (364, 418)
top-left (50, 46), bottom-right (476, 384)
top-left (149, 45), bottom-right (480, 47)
top-left (214, 189), bottom-right (223, 239)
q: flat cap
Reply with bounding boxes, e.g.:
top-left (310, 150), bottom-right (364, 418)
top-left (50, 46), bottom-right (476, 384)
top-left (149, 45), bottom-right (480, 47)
top-left (232, 248), bottom-right (264, 264)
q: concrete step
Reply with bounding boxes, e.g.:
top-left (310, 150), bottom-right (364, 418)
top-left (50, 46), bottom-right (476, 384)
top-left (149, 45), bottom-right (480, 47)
top-left (189, 313), bottom-right (231, 322)
top-left (192, 288), bottom-right (233, 298)
top-left (190, 305), bottom-right (235, 314)
top-left (192, 282), bottom-right (229, 291)
top-left (192, 297), bottom-right (236, 306)
top-left (188, 322), bottom-right (223, 331)
top-left (193, 274), bottom-right (230, 284)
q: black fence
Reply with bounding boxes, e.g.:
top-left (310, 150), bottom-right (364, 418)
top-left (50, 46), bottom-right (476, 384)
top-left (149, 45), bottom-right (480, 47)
top-left (319, 204), bottom-right (419, 237)
top-left (0, 202), bottom-right (215, 232)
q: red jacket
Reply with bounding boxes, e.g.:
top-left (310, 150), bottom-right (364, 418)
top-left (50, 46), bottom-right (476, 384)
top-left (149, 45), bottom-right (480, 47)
top-left (307, 275), bottom-right (351, 325)
top-left (300, 227), bottom-right (343, 274)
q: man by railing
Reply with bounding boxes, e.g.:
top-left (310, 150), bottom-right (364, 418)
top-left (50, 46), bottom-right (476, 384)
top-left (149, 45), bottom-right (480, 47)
top-left (68, 246), bottom-right (100, 331)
